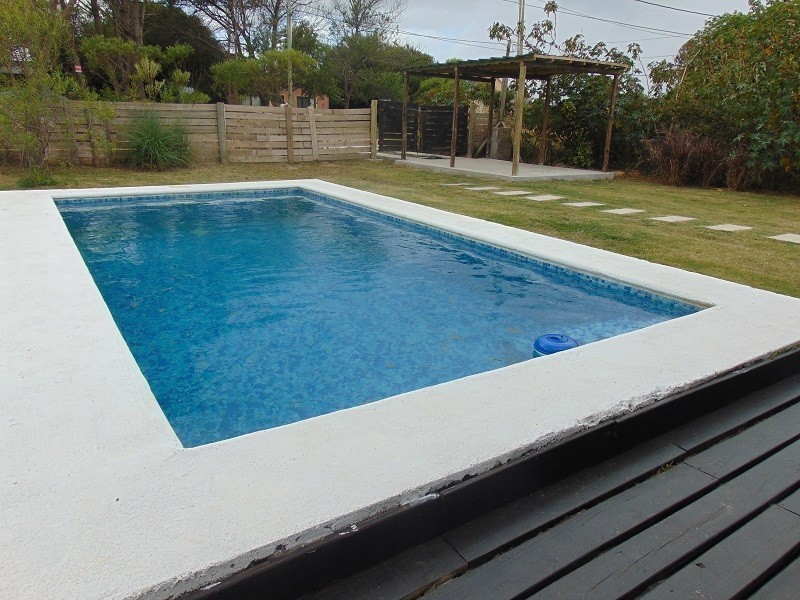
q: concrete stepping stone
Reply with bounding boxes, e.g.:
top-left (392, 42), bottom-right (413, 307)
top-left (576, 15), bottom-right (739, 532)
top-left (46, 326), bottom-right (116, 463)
top-left (603, 208), bottom-right (645, 215)
top-left (563, 201), bottom-right (606, 208)
top-left (769, 233), bottom-right (800, 244)
top-left (650, 215), bottom-right (696, 223)
top-left (440, 182), bottom-right (471, 186)
top-left (525, 194), bottom-right (563, 202)
top-left (464, 186), bottom-right (501, 191)
top-left (706, 224), bottom-right (753, 232)
top-left (493, 190), bottom-right (531, 196)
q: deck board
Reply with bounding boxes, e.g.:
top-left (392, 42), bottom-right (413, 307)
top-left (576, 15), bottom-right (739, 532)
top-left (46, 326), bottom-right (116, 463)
top-left (304, 538), bottom-right (466, 600)
top-left (442, 437), bottom-right (683, 563)
top-left (682, 399), bottom-right (800, 479)
top-left (640, 504), bottom-right (800, 599)
top-left (666, 373), bottom-right (800, 451)
top-left (424, 464), bottom-right (715, 600)
top-left (530, 438), bottom-right (800, 598)
top-left (748, 551), bottom-right (800, 599)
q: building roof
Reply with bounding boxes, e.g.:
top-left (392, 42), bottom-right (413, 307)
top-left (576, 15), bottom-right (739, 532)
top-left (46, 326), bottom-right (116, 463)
top-left (404, 52), bottom-right (628, 82)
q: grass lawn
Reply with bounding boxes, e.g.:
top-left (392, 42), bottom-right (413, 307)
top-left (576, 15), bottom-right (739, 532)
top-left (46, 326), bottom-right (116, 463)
top-left (2, 160), bottom-right (798, 297)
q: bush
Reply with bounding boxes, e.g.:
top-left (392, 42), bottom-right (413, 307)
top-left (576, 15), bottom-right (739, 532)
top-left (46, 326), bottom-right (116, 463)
top-left (18, 166), bottom-right (58, 189)
top-left (123, 112), bottom-right (190, 170)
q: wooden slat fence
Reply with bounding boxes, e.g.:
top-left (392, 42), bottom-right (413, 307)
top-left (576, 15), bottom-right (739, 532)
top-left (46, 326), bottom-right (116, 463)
top-left (46, 101), bottom-right (375, 166)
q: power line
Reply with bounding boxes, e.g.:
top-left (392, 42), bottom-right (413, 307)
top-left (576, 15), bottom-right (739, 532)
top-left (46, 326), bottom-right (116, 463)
top-left (293, 5), bottom-right (507, 52)
top-left (632, 0), bottom-right (715, 18)
top-left (500, 0), bottom-right (694, 37)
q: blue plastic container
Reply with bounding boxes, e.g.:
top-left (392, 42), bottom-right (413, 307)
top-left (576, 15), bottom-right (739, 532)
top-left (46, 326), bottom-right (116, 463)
top-left (533, 334), bottom-right (579, 357)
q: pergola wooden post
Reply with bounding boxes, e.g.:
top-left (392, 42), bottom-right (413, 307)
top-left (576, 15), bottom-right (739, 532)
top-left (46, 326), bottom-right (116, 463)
top-left (511, 60), bottom-right (526, 177)
top-left (487, 77), bottom-right (496, 158)
top-left (449, 67), bottom-right (460, 168)
top-left (602, 73), bottom-right (620, 172)
top-left (401, 71), bottom-right (409, 160)
top-left (538, 76), bottom-right (552, 165)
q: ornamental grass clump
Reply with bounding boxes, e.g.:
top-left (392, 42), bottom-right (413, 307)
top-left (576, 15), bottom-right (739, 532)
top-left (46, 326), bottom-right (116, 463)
top-left (124, 112), bottom-right (190, 170)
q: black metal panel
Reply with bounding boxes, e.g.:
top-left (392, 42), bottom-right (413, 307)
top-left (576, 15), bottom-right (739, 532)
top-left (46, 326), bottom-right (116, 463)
top-left (377, 100), bottom-right (468, 156)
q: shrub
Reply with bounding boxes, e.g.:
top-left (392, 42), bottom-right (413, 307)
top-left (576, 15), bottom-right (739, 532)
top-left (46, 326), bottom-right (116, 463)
top-left (18, 166), bottom-right (58, 189)
top-left (123, 112), bottom-right (190, 170)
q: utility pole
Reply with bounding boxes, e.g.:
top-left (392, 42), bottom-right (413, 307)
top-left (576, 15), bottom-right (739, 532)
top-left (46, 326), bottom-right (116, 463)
top-left (498, 40), bottom-right (511, 122)
top-left (517, 0), bottom-right (525, 56)
top-left (286, 0), bottom-right (293, 108)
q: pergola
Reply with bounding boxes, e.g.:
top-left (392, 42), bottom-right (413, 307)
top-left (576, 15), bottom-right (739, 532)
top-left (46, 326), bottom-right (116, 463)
top-left (402, 52), bottom-right (628, 176)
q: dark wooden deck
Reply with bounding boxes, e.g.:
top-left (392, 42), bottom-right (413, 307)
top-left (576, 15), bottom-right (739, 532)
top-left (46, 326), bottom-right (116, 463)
top-left (188, 348), bottom-right (800, 600)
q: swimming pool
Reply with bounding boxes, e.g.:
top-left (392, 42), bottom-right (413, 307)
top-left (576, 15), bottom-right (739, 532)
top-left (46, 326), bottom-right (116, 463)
top-left (58, 189), bottom-right (697, 446)
top-left (5, 180), bottom-right (799, 600)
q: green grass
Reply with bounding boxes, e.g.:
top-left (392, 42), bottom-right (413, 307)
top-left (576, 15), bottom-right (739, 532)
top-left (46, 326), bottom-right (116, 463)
top-left (1, 160), bottom-right (798, 296)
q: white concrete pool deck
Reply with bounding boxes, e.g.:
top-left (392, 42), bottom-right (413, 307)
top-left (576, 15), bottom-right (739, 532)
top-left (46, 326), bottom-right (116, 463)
top-left (3, 180), bottom-right (800, 600)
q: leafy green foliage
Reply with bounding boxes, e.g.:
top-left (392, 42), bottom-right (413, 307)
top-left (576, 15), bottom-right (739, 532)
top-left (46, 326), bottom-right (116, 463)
top-left (18, 166), bottom-right (58, 188)
top-left (123, 112), bottom-right (190, 170)
top-left (211, 50), bottom-right (315, 105)
top-left (326, 34), bottom-right (432, 108)
top-left (143, 2), bottom-right (225, 100)
top-left (650, 0), bottom-right (800, 189)
top-left (0, 0), bottom-right (76, 168)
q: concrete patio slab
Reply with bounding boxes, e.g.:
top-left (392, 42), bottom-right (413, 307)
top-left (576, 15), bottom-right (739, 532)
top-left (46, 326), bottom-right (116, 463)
top-left (439, 183), bottom-right (471, 186)
top-left (381, 152), bottom-right (614, 182)
top-left (706, 224), bottom-right (753, 232)
top-left (464, 186), bottom-right (501, 191)
top-left (769, 233), bottom-right (800, 244)
top-left (604, 208), bottom-right (645, 215)
top-left (526, 194), bottom-right (563, 202)
top-left (563, 202), bottom-right (606, 208)
top-left (651, 215), bottom-right (696, 223)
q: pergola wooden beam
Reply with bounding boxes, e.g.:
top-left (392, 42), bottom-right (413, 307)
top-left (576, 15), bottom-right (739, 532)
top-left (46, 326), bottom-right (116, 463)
top-left (401, 51), bottom-right (627, 176)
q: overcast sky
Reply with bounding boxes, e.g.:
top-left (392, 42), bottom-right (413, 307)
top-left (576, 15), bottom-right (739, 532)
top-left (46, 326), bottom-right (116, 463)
top-left (396, 0), bottom-right (751, 66)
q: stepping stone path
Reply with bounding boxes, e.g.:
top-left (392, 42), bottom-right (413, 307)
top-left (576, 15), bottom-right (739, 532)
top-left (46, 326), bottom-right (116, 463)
top-left (706, 224), bottom-right (753, 232)
top-left (603, 208), bottom-right (645, 215)
top-left (434, 182), bottom-right (782, 241)
top-left (563, 201), bottom-right (606, 208)
top-left (493, 190), bottom-right (531, 196)
top-left (525, 194), bottom-right (563, 202)
top-left (650, 215), bottom-right (696, 223)
top-left (769, 233), bottom-right (800, 244)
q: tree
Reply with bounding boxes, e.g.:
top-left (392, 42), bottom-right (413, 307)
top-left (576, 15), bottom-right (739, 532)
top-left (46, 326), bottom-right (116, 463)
top-left (326, 34), bottom-right (430, 108)
top-left (0, 0), bottom-right (75, 168)
top-left (648, 0), bottom-right (800, 189)
top-left (489, 2), bottom-right (645, 170)
top-left (177, 0), bottom-right (257, 56)
top-left (211, 49), bottom-right (314, 104)
top-left (328, 0), bottom-right (407, 38)
top-left (143, 2), bottom-right (225, 99)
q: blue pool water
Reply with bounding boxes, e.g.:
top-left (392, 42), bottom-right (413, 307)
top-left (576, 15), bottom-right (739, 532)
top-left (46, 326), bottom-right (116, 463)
top-left (58, 189), bottom-right (699, 447)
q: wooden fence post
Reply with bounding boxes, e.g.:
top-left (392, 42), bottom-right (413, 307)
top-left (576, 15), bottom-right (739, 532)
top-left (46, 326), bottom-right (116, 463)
top-left (308, 106), bottom-right (319, 161)
top-left (216, 102), bottom-right (227, 164)
top-left (370, 99), bottom-right (378, 159)
top-left (285, 104), bottom-right (294, 164)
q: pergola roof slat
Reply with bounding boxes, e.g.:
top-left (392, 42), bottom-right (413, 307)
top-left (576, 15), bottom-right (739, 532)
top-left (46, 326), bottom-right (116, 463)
top-left (404, 52), bottom-right (628, 79)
